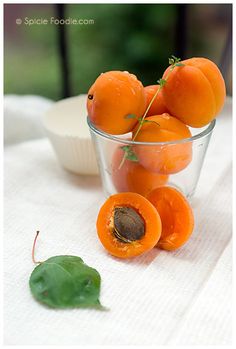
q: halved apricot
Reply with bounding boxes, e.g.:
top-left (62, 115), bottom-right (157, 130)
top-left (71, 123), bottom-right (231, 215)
top-left (147, 186), bottom-right (194, 250)
top-left (111, 146), bottom-right (168, 197)
top-left (133, 113), bottom-right (192, 174)
top-left (96, 192), bottom-right (162, 258)
top-left (87, 71), bottom-right (146, 135)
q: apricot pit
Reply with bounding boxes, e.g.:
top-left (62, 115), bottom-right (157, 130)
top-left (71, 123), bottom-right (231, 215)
top-left (113, 206), bottom-right (145, 243)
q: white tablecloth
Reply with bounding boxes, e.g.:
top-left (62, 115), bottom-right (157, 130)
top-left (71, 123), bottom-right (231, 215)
top-left (4, 96), bottom-right (232, 345)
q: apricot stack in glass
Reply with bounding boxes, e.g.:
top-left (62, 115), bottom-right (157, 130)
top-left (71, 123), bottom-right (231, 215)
top-left (87, 57), bottom-right (226, 257)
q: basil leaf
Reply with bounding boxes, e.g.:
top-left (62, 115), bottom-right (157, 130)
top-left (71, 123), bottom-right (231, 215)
top-left (29, 255), bottom-right (104, 309)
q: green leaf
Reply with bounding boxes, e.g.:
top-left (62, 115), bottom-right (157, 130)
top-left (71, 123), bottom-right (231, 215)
top-left (124, 114), bottom-right (137, 119)
top-left (171, 54), bottom-right (179, 61)
top-left (137, 117), bottom-right (148, 125)
top-left (168, 55), bottom-right (183, 67)
top-left (126, 152), bottom-right (139, 162)
top-left (29, 255), bottom-right (105, 309)
top-left (143, 120), bottom-right (160, 127)
top-left (120, 145), bottom-right (139, 162)
top-left (157, 78), bottom-right (167, 87)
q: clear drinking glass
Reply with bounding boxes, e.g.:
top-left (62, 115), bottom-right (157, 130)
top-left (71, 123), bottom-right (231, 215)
top-left (88, 118), bottom-right (215, 199)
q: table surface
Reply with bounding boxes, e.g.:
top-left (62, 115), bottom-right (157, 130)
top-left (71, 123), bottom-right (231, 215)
top-left (4, 96), bottom-right (232, 345)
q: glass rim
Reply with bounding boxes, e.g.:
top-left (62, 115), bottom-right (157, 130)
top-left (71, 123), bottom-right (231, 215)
top-left (87, 117), bottom-right (216, 146)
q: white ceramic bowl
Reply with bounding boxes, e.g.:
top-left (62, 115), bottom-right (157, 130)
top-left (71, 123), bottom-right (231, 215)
top-left (43, 95), bottom-right (98, 175)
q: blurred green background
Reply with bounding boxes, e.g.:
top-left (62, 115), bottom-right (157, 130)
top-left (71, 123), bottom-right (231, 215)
top-left (4, 3), bottom-right (232, 101)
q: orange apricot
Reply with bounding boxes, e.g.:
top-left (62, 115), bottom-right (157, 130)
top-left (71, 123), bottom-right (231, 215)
top-left (147, 186), bottom-right (194, 250)
top-left (87, 71), bottom-right (146, 135)
top-left (144, 85), bottom-right (169, 116)
top-left (111, 146), bottom-right (168, 197)
top-left (133, 113), bottom-right (192, 174)
top-left (96, 192), bottom-right (162, 258)
top-left (162, 57), bottom-right (226, 127)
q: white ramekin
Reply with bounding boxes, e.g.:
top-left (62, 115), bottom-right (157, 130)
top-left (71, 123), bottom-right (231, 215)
top-left (43, 95), bottom-right (99, 175)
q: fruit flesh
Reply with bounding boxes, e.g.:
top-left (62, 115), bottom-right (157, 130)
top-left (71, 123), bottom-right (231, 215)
top-left (147, 186), bottom-right (194, 250)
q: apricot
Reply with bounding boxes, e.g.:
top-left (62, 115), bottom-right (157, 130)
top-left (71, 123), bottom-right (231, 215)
top-left (162, 57), bottom-right (226, 127)
top-left (87, 71), bottom-right (146, 135)
top-left (144, 85), bottom-right (169, 117)
top-left (96, 192), bottom-right (162, 258)
top-left (111, 146), bottom-right (168, 197)
top-left (147, 186), bottom-right (194, 250)
top-left (133, 113), bottom-right (192, 174)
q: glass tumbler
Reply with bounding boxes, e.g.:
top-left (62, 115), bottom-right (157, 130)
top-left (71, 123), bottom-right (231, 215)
top-left (88, 118), bottom-right (215, 199)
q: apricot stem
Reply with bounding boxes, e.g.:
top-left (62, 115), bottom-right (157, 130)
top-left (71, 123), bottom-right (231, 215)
top-left (32, 231), bottom-right (43, 264)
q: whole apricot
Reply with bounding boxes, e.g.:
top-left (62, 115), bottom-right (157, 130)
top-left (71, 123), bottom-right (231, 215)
top-left (133, 113), bottom-right (192, 174)
top-left (87, 71), bottom-right (146, 135)
top-left (162, 57), bottom-right (226, 127)
top-left (111, 146), bottom-right (168, 197)
top-left (144, 85), bottom-right (169, 117)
